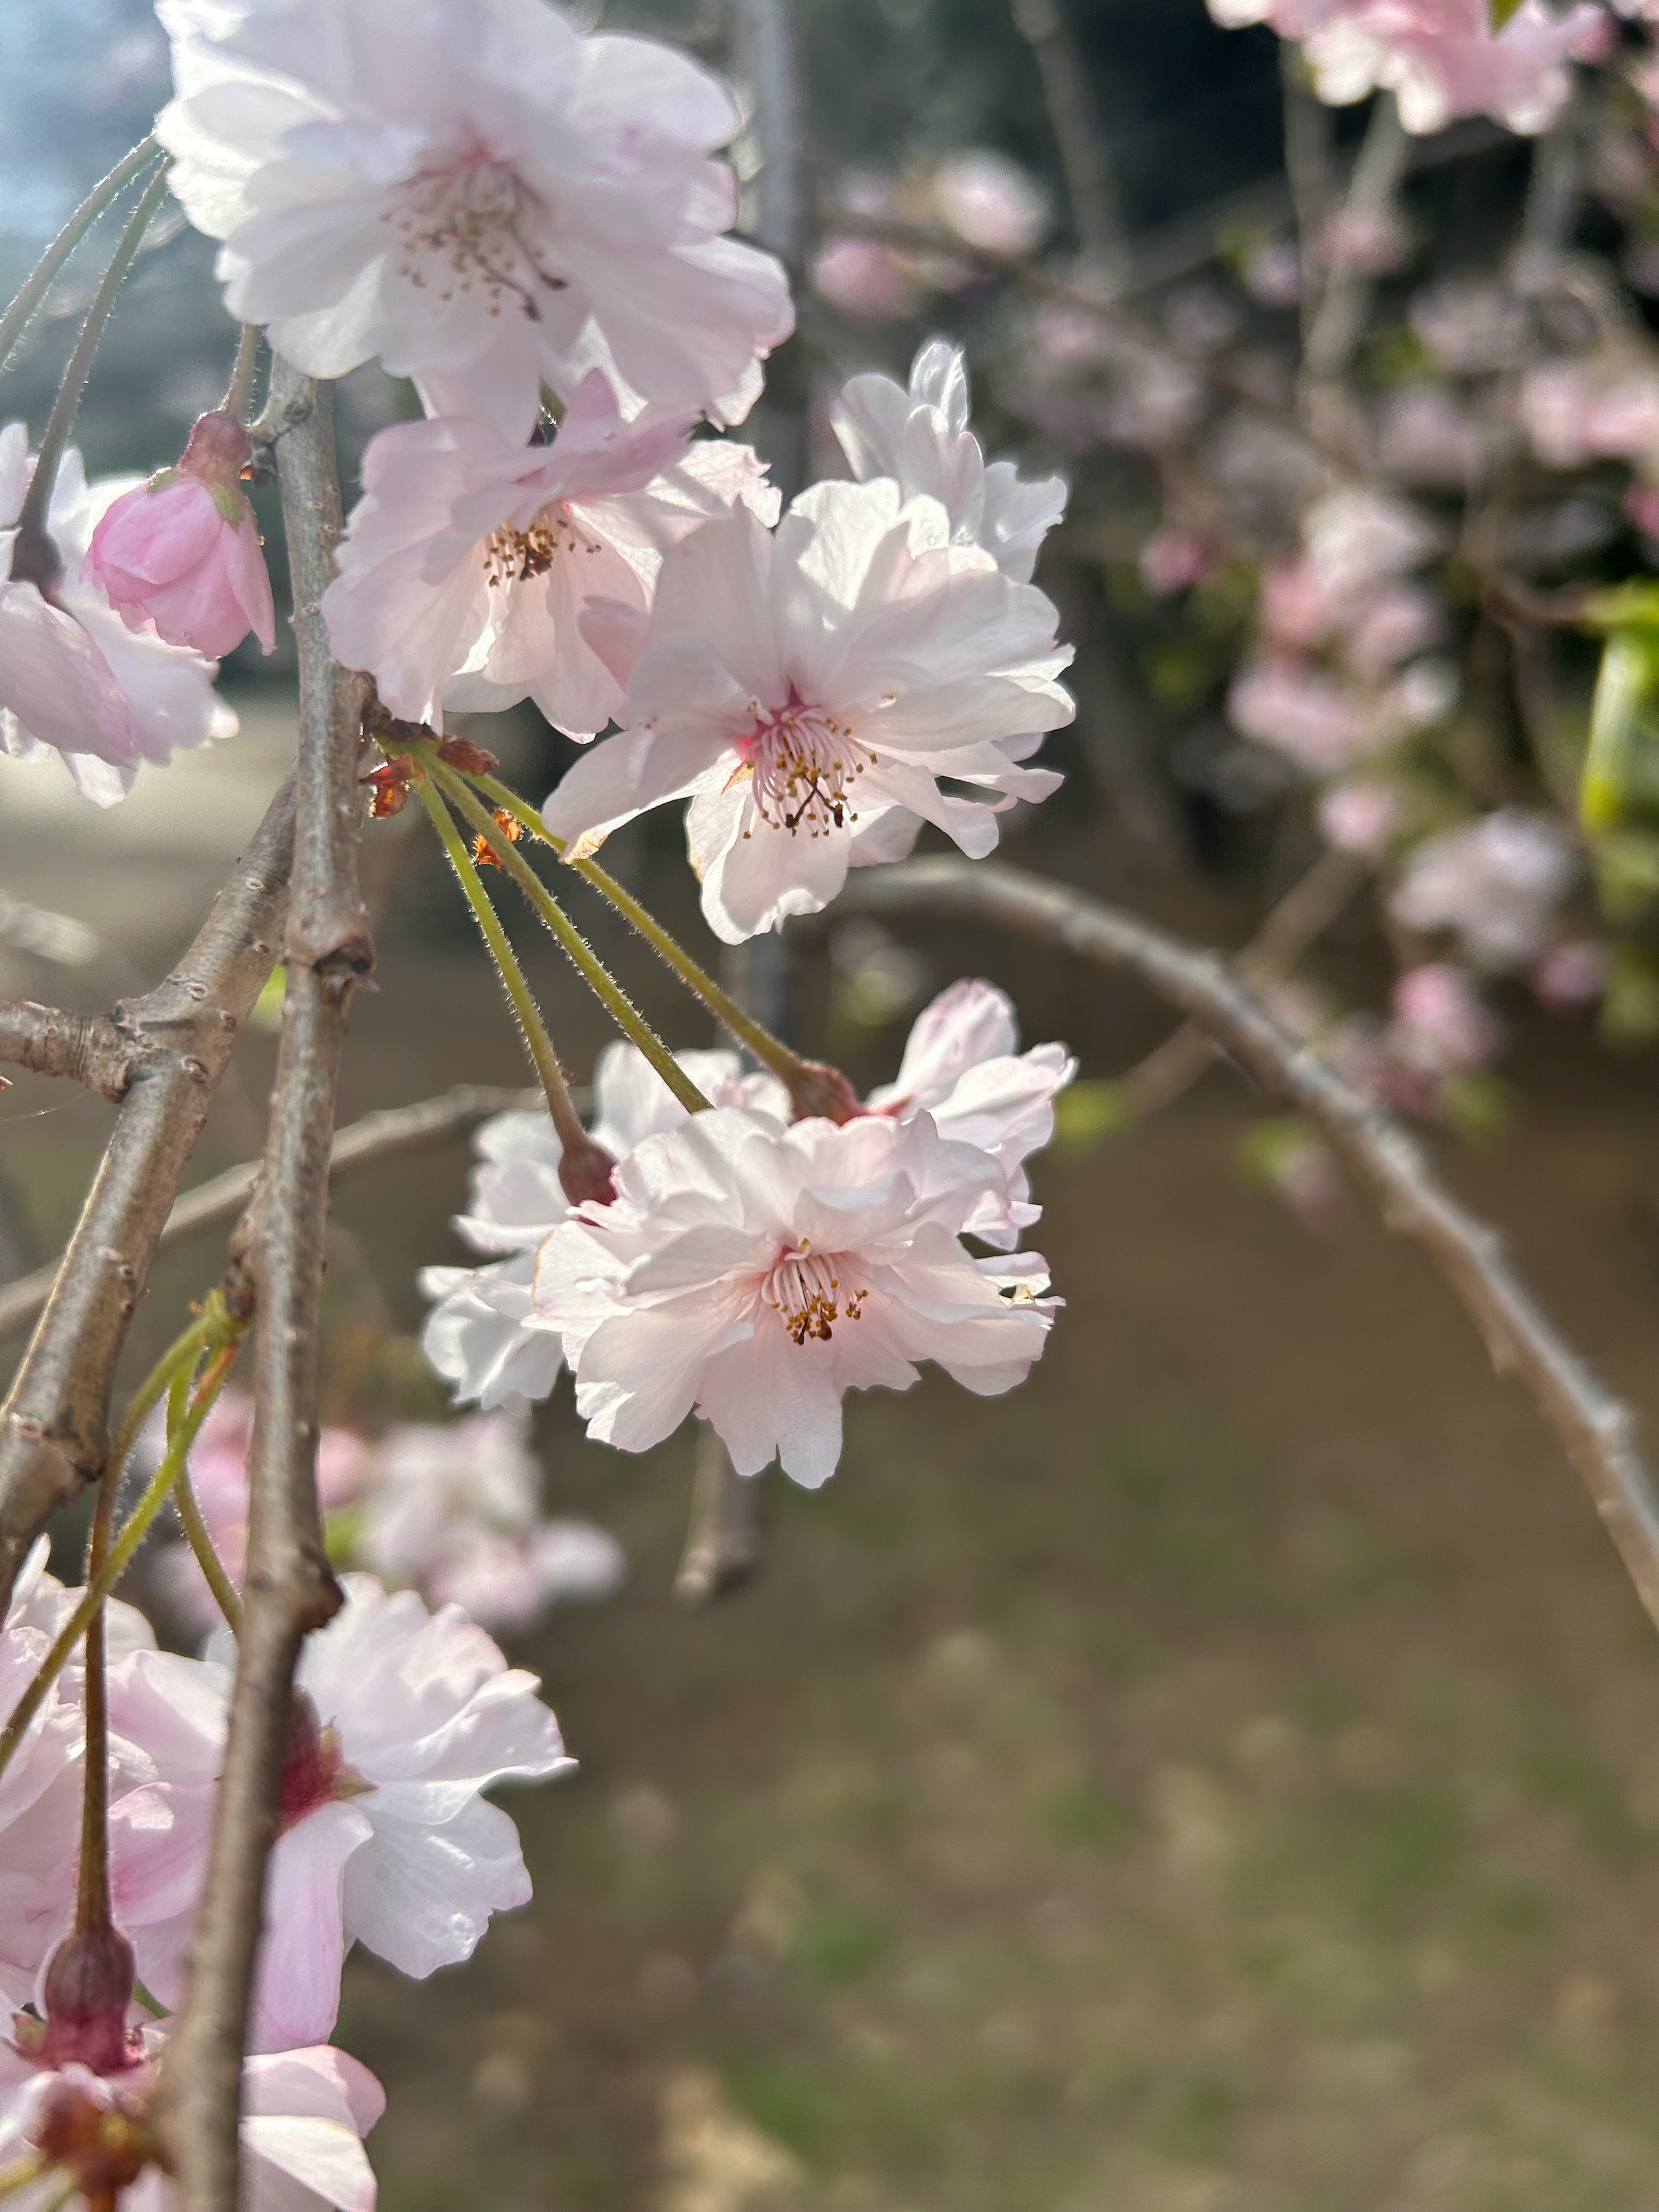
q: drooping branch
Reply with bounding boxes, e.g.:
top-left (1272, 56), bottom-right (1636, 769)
top-left (0, 781), bottom-right (294, 1607)
top-left (0, 1084), bottom-right (544, 1344)
top-left (0, 1001), bottom-right (137, 1102)
top-left (840, 857), bottom-right (1659, 1632)
top-left (161, 359), bottom-right (372, 2212)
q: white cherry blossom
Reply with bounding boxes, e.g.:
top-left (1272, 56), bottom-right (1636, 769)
top-left (0, 428), bottom-right (236, 807)
top-left (532, 1105), bottom-right (1058, 1491)
top-left (156, 0), bottom-right (794, 439)
top-left (322, 374), bottom-right (776, 737)
top-left (104, 1575), bottom-right (571, 2052)
top-left (542, 477), bottom-right (1073, 942)
top-left (1390, 807), bottom-right (1578, 971)
top-left (831, 340), bottom-right (1068, 583)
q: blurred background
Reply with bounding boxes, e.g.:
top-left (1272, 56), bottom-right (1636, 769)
top-left (6, 1), bottom-right (1659, 2206)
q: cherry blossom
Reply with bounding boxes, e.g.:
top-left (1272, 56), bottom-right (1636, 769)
top-left (84, 410), bottom-right (275, 661)
top-left (531, 1105), bottom-right (1057, 1490)
top-left (156, 0), bottom-right (794, 440)
top-left (542, 478), bottom-right (1072, 942)
top-left (1520, 354), bottom-right (1659, 470)
top-left (355, 1410), bottom-right (626, 1631)
top-left (1390, 807), bottom-right (1578, 970)
top-left (0, 427), bottom-right (237, 807)
top-left (322, 374), bottom-right (776, 737)
top-left (104, 1575), bottom-right (571, 2051)
top-left (830, 340), bottom-right (1068, 585)
top-left (0, 1612), bottom-right (84, 2012)
top-left (930, 151), bottom-right (1052, 256)
top-left (0, 2044), bottom-right (383, 2212)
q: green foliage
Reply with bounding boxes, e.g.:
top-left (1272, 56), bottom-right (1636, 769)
top-left (1582, 623), bottom-right (1659, 837)
top-left (1599, 944), bottom-right (1659, 1047)
top-left (788, 1906), bottom-right (887, 1992)
top-left (1488, 0), bottom-right (1528, 25)
top-left (1036, 1779), bottom-right (1137, 1856)
top-left (1052, 1078), bottom-right (1132, 1152)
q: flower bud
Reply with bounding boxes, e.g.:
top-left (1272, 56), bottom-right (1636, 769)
top-left (83, 408), bottom-right (276, 660)
top-left (39, 1923), bottom-right (137, 2075)
top-left (557, 1134), bottom-right (619, 1208)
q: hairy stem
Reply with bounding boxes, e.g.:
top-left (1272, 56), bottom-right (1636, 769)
top-left (411, 774), bottom-right (587, 1154)
top-left (222, 324), bottom-right (263, 425)
top-left (429, 759), bottom-right (710, 1115)
top-left (0, 136), bottom-right (160, 375)
top-left (11, 163), bottom-right (171, 587)
top-left (173, 1456), bottom-right (244, 1637)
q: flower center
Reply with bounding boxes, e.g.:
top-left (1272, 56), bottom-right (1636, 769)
top-left (763, 1243), bottom-right (866, 1345)
top-left (387, 154), bottom-right (566, 321)
top-left (739, 686), bottom-right (874, 838)
top-left (280, 1694), bottom-right (371, 1831)
top-left (481, 505), bottom-right (598, 585)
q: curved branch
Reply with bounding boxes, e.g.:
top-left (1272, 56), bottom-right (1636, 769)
top-left (0, 781), bottom-right (294, 1606)
top-left (839, 856), bottom-right (1659, 1632)
top-left (0, 1002), bottom-right (136, 1102)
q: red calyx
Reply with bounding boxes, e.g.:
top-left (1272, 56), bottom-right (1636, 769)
top-left (557, 1135), bottom-right (619, 1209)
top-left (38, 1925), bottom-right (139, 2077)
top-left (784, 1059), bottom-right (864, 1125)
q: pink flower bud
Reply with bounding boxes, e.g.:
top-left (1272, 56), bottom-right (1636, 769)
top-left (83, 409), bottom-right (276, 660)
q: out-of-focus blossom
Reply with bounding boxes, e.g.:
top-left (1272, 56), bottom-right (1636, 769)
top-left (1138, 527), bottom-right (1211, 597)
top-left (1376, 385), bottom-right (1485, 489)
top-left (355, 1410), bottom-right (625, 1631)
top-left (1390, 807), bottom-right (1578, 970)
top-left (543, 479), bottom-right (1071, 943)
top-left (84, 410), bottom-right (274, 660)
top-left (831, 340), bottom-right (1068, 584)
top-left (1390, 960), bottom-right (1505, 1074)
top-left (931, 150), bottom-right (1050, 256)
top-left (0, 427), bottom-right (236, 807)
top-left (1319, 778), bottom-right (1403, 855)
top-left (1240, 235), bottom-right (1304, 308)
top-left (811, 236), bottom-right (919, 321)
top-left (107, 1575), bottom-right (571, 2050)
top-left (1532, 937), bottom-right (1608, 1011)
top-left (1521, 354), bottom-right (1659, 470)
top-left (322, 375), bottom-right (775, 737)
top-left (532, 1106), bottom-right (1057, 1490)
top-left (1229, 658), bottom-right (1370, 774)
top-left (156, 0), bottom-right (794, 438)
top-left (1410, 280), bottom-right (1530, 376)
top-left (1315, 202), bottom-right (1411, 275)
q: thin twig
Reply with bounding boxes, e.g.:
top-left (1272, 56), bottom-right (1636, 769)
top-left (0, 785), bottom-right (293, 1607)
top-left (1119, 847), bottom-right (1367, 1119)
top-left (1010, 0), bottom-right (1127, 279)
top-left (1301, 92), bottom-right (1409, 390)
top-left (160, 359), bottom-right (371, 2212)
top-left (839, 856), bottom-right (1659, 1631)
top-left (0, 1002), bottom-right (137, 1102)
top-left (0, 1084), bottom-right (542, 1345)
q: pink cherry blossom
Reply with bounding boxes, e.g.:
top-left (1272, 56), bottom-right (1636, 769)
top-left (812, 237), bottom-right (920, 321)
top-left (1520, 355), bottom-right (1659, 470)
top-left (1533, 938), bottom-right (1608, 1011)
top-left (532, 1106), bottom-right (1057, 1490)
top-left (355, 1410), bottom-right (625, 1631)
top-left (156, 0), bottom-right (794, 440)
top-left (0, 427), bottom-right (237, 807)
top-left (0, 2044), bottom-right (382, 2212)
top-left (105, 1575), bottom-right (570, 2050)
top-left (541, 478), bottom-right (1072, 942)
top-left (84, 411), bottom-right (275, 660)
top-left (322, 375), bottom-right (776, 737)
top-left (1389, 961), bottom-right (1505, 1074)
top-left (1390, 807), bottom-right (1578, 970)
top-left (831, 340), bottom-right (1068, 585)
top-left (0, 1612), bottom-right (83, 2012)
top-left (1318, 779), bottom-right (1403, 855)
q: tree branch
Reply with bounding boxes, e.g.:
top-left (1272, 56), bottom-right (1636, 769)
top-left (0, 1002), bottom-right (137, 1102)
top-left (0, 1084), bottom-right (544, 1345)
top-left (0, 782), bottom-right (294, 1606)
top-left (161, 359), bottom-right (372, 2212)
top-left (839, 857), bottom-right (1659, 1630)
top-left (1010, 0), bottom-right (1127, 280)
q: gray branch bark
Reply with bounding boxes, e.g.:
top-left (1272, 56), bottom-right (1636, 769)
top-left (841, 857), bottom-right (1659, 1632)
top-left (0, 1001), bottom-right (139, 1101)
top-left (161, 360), bottom-right (372, 2212)
top-left (0, 783), bottom-right (294, 1605)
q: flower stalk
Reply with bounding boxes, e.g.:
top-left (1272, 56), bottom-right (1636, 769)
top-left (0, 136), bottom-right (161, 376)
top-left (10, 161), bottom-right (172, 591)
top-left (222, 324), bottom-right (262, 424)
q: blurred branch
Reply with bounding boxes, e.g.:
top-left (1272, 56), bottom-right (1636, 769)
top-left (1010, 0), bottom-right (1128, 280)
top-left (1301, 92), bottom-right (1410, 393)
top-left (839, 858), bottom-right (1659, 1635)
top-left (1119, 846), bottom-right (1367, 1119)
top-left (0, 782), bottom-right (293, 1608)
top-left (0, 1084), bottom-right (545, 1344)
top-left (162, 359), bottom-right (370, 2212)
top-left (676, 1423), bottom-right (764, 1606)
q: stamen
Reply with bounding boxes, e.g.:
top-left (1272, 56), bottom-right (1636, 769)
top-left (764, 1243), bottom-right (867, 1345)
top-left (386, 155), bottom-right (567, 323)
top-left (481, 507), bottom-right (596, 585)
top-left (738, 685), bottom-right (874, 839)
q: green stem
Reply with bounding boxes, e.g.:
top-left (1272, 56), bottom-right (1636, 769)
top-left (86, 1313), bottom-right (214, 1583)
top-left (411, 772), bottom-right (589, 1153)
top-left (0, 137), bottom-right (161, 376)
top-left (429, 760), bottom-right (711, 1115)
top-left (12, 162), bottom-right (172, 585)
top-left (174, 1459), bottom-right (244, 1636)
top-left (466, 769), bottom-right (806, 1085)
top-left (0, 1328), bottom-right (242, 1789)
top-left (223, 323), bottom-right (262, 423)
